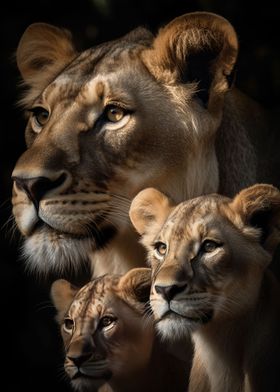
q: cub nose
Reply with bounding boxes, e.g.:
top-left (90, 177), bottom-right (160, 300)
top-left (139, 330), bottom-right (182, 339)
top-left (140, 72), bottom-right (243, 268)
top-left (68, 352), bottom-right (92, 367)
top-left (12, 172), bottom-right (67, 209)
top-left (155, 282), bottom-right (188, 302)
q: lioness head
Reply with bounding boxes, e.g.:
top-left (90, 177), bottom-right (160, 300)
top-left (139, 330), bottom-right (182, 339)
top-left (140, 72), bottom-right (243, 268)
top-left (51, 268), bottom-right (152, 391)
top-left (130, 184), bottom-right (280, 340)
top-left (12, 13), bottom-right (238, 274)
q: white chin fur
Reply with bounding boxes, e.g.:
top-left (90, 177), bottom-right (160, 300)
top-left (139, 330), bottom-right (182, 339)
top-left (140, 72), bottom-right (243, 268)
top-left (156, 316), bottom-right (197, 341)
top-left (71, 378), bottom-right (106, 392)
top-left (22, 228), bottom-right (94, 275)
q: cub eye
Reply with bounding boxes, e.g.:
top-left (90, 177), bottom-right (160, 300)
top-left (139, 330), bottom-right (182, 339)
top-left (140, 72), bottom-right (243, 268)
top-left (99, 316), bottom-right (116, 329)
top-left (63, 318), bottom-right (74, 334)
top-left (30, 107), bottom-right (49, 130)
top-left (105, 106), bottom-right (125, 122)
top-left (154, 242), bottom-right (167, 259)
top-left (201, 240), bottom-right (221, 253)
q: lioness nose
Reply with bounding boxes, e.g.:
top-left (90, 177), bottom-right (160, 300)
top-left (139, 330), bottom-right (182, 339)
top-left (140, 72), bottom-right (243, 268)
top-left (68, 352), bottom-right (92, 367)
top-left (13, 172), bottom-right (67, 208)
top-left (155, 283), bottom-right (188, 302)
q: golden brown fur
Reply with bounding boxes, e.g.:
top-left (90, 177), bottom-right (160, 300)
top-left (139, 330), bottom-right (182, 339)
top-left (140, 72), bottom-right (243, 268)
top-left (130, 184), bottom-right (280, 391)
top-left (12, 12), bottom-right (266, 276)
top-left (51, 268), bottom-right (189, 392)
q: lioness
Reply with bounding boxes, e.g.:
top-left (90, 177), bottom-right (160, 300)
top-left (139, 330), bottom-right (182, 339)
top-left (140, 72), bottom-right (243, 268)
top-left (12, 12), bottom-right (267, 276)
top-left (129, 184), bottom-right (280, 391)
top-left (51, 268), bottom-right (189, 392)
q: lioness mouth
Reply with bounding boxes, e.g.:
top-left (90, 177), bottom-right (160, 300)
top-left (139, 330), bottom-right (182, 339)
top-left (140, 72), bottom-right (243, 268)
top-left (32, 220), bottom-right (90, 239)
top-left (33, 218), bottom-right (117, 249)
top-left (158, 309), bottom-right (213, 324)
top-left (74, 369), bottom-right (112, 381)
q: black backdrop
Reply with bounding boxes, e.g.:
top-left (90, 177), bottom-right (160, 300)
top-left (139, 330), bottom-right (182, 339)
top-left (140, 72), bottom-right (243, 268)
top-left (1, 1), bottom-right (279, 390)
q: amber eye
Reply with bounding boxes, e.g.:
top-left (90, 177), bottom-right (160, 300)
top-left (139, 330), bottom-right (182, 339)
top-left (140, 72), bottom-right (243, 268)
top-left (154, 242), bottom-right (167, 259)
top-left (201, 240), bottom-right (221, 253)
top-left (105, 106), bottom-right (125, 122)
top-left (30, 107), bottom-right (49, 129)
top-left (99, 316), bottom-right (116, 329)
top-left (63, 318), bottom-right (74, 334)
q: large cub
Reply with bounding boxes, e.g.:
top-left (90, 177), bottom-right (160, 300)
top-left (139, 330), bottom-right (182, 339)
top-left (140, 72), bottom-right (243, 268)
top-left (130, 184), bottom-right (280, 391)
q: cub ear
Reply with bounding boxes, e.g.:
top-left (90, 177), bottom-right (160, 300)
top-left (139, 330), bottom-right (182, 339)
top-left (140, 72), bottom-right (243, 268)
top-left (231, 184), bottom-right (280, 253)
top-left (17, 23), bottom-right (77, 85)
top-left (145, 12), bottom-right (238, 109)
top-left (50, 279), bottom-right (78, 323)
top-left (129, 188), bottom-right (174, 236)
top-left (118, 268), bottom-right (152, 306)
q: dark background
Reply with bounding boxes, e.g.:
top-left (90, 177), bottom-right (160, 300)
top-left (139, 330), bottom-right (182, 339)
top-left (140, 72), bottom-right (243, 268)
top-left (0, 1), bottom-right (279, 390)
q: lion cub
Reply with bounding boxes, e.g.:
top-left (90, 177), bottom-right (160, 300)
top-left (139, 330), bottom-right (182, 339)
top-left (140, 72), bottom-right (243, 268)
top-left (51, 268), bottom-right (189, 392)
top-left (130, 184), bottom-right (280, 391)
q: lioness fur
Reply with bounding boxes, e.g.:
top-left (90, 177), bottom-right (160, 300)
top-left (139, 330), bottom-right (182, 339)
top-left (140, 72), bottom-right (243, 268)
top-left (12, 12), bottom-right (269, 276)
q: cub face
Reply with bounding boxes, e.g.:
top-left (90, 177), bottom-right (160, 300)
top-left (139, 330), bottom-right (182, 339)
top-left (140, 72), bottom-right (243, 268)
top-left (51, 268), bottom-right (152, 391)
top-left (130, 185), bottom-right (280, 340)
top-left (12, 13), bottom-right (238, 274)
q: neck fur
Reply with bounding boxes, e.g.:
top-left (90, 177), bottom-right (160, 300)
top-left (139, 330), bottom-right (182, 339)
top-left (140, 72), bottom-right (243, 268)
top-left (89, 226), bottom-right (145, 276)
top-left (109, 336), bottom-right (189, 392)
top-left (192, 316), bottom-right (250, 392)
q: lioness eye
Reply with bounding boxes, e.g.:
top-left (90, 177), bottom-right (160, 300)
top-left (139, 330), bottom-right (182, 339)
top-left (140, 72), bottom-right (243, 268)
top-left (201, 240), bottom-right (221, 253)
top-left (30, 107), bottom-right (49, 129)
top-left (105, 106), bottom-right (124, 122)
top-left (154, 242), bottom-right (167, 258)
top-left (63, 318), bottom-right (74, 334)
top-left (99, 316), bottom-right (116, 329)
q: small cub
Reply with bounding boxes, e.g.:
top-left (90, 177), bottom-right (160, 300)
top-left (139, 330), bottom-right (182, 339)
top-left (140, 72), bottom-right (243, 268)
top-left (51, 268), bottom-right (189, 392)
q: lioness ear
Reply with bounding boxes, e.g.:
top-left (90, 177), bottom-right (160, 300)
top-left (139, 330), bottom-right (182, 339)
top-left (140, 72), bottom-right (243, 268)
top-left (145, 12), bottom-right (238, 108)
top-left (51, 279), bottom-right (78, 323)
top-left (232, 184), bottom-right (280, 253)
top-left (119, 268), bottom-right (152, 306)
top-left (17, 23), bottom-right (77, 85)
top-left (129, 188), bottom-right (175, 235)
